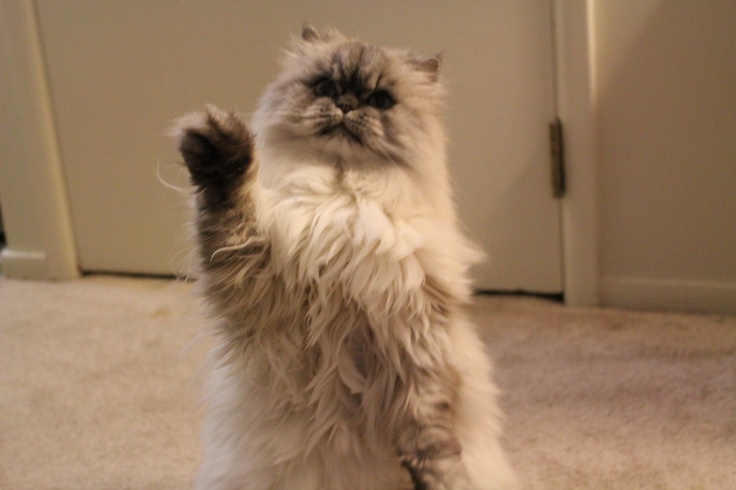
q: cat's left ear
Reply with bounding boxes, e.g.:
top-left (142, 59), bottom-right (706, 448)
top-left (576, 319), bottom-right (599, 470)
top-left (301, 24), bottom-right (320, 42)
top-left (411, 53), bottom-right (442, 83)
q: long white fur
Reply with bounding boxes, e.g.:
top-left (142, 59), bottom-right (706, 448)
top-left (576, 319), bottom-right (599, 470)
top-left (181, 29), bottom-right (517, 490)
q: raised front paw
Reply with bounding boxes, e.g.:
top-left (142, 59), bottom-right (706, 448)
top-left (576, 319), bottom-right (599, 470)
top-left (171, 105), bottom-right (255, 196)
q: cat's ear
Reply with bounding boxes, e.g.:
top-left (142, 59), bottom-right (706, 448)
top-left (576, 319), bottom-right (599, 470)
top-left (411, 53), bottom-right (442, 83)
top-left (301, 24), bottom-right (320, 43)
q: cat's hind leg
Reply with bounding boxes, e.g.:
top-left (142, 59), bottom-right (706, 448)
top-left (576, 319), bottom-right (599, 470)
top-left (389, 317), bottom-right (516, 490)
top-left (394, 366), bottom-right (471, 490)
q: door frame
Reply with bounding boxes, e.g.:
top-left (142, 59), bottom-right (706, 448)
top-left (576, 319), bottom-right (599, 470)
top-left (0, 0), bottom-right (78, 280)
top-left (1, 0), bottom-right (598, 307)
top-left (553, 0), bottom-right (599, 306)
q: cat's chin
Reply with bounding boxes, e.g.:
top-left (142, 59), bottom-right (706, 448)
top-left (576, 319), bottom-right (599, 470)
top-left (306, 132), bottom-right (378, 165)
top-left (260, 123), bottom-right (399, 170)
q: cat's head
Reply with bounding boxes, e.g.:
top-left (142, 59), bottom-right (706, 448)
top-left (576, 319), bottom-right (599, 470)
top-left (253, 26), bottom-right (446, 172)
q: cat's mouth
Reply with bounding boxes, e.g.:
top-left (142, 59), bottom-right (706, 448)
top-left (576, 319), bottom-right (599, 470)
top-left (319, 123), bottom-right (363, 145)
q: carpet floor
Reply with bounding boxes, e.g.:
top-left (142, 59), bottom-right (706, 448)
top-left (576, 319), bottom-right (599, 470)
top-left (1, 275), bottom-right (734, 489)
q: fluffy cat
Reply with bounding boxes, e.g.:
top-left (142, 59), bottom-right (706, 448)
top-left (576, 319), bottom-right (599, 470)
top-left (172, 25), bottom-right (516, 490)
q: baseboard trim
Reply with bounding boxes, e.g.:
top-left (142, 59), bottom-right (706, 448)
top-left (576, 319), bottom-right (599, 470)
top-left (599, 276), bottom-right (736, 315)
top-left (1, 248), bottom-right (47, 279)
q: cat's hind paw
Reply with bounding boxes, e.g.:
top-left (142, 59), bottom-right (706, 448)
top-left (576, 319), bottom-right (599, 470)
top-left (170, 105), bottom-right (255, 192)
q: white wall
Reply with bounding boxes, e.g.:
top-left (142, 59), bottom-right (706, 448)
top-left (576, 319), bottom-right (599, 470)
top-left (592, 0), bottom-right (736, 313)
top-left (2, 0), bottom-right (734, 314)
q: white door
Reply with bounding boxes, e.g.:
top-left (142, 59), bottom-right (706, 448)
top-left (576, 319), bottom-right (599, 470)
top-left (36, 0), bottom-right (561, 293)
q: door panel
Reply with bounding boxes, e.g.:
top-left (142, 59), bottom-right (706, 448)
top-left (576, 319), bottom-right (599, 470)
top-left (37, 0), bottom-right (561, 292)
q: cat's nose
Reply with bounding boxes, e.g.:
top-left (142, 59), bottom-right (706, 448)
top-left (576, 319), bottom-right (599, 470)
top-left (336, 94), bottom-right (358, 114)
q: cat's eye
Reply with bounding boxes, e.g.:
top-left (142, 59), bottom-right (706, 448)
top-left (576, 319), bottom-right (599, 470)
top-left (366, 90), bottom-right (396, 110)
top-left (313, 78), bottom-right (338, 99)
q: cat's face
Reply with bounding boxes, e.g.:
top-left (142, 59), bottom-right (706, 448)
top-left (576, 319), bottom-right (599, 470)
top-left (254, 27), bottom-right (445, 168)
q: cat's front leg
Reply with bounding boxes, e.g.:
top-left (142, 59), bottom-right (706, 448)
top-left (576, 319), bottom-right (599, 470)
top-left (173, 104), bottom-right (257, 217)
top-left (172, 106), bottom-right (270, 310)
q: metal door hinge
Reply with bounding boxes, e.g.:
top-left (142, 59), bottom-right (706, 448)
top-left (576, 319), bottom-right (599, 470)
top-left (549, 118), bottom-right (566, 198)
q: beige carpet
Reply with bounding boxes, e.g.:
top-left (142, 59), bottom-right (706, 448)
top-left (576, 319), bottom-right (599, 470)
top-left (1, 275), bottom-right (734, 489)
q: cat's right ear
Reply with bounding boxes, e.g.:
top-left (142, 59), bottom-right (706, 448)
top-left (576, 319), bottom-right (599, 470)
top-left (301, 24), bottom-right (320, 42)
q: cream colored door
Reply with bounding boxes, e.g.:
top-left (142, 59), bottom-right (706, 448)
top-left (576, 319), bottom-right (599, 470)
top-left (36, 0), bottom-right (561, 293)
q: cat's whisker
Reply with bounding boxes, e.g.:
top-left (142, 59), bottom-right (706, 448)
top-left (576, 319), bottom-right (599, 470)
top-left (156, 159), bottom-right (190, 195)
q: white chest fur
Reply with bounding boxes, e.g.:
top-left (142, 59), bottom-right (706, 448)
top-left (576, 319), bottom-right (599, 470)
top-left (262, 166), bottom-right (436, 311)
